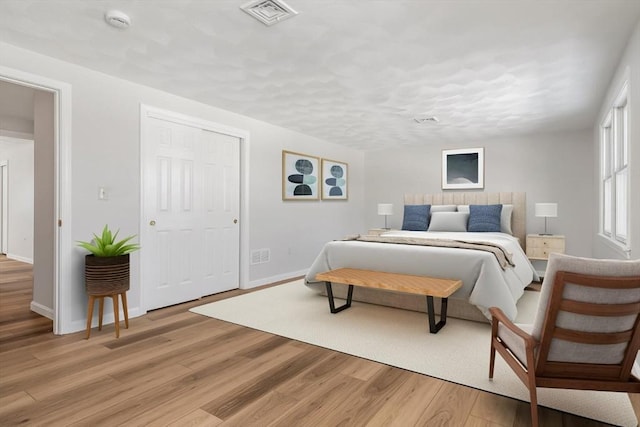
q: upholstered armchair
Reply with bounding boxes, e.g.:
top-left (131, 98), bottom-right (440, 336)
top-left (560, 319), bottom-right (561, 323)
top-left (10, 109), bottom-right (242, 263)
top-left (489, 253), bottom-right (640, 427)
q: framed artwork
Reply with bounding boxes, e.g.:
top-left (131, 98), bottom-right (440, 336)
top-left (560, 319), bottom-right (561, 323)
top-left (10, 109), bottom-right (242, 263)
top-left (442, 147), bottom-right (484, 190)
top-left (321, 158), bottom-right (348, 200)
top-left (282, 150), bottom-right (320, 200)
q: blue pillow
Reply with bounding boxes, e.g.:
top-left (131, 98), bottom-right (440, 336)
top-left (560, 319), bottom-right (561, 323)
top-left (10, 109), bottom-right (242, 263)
top-left (468, 204), bottom-right (502, 232)
top-left (402, 205), bottom-right (430, 231)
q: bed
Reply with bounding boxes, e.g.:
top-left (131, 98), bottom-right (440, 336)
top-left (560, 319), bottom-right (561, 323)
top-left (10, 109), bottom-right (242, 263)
top-left (304, 192), bottom-right (538, 323)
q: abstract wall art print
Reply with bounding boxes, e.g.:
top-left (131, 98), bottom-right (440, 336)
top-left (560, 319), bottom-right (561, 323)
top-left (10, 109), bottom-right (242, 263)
top-left (442, 147), bottom-right (484, 190)
top-left (321, 158), bottom-right (348, 200)
top-left (282, 150), bottom-right (320, 200)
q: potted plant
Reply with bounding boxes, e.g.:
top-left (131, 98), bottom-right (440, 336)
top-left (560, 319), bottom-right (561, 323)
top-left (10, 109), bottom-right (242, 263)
top-left (77, 225), bottom-right (140, 295)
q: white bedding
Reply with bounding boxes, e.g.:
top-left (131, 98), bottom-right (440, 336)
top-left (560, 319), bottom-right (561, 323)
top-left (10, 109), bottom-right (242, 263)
top-left (304, 230), bottom-right (538, 321)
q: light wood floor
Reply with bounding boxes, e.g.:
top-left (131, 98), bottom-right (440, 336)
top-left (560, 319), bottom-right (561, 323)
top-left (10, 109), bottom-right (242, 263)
top-left (0, 254), bottom-right (636, 426)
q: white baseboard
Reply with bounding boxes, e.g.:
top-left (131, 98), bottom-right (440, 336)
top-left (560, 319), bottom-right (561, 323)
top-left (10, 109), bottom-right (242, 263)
top-left (30, 301), bottom-right (54, 320)
top-left (0, 129), bottom-right (34, 140)
top-left (64, 306), bottom-right (146, 335)
top-left (245, 269), bottom-right (308, 289)
top-left (7, 253), bottom-right (33, 264)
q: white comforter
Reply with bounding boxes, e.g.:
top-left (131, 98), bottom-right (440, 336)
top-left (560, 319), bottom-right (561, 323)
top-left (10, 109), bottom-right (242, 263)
top-left (305, 231), bottom-right (538, 321)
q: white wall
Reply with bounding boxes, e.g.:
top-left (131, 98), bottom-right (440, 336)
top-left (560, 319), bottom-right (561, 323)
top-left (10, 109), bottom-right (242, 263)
top-left (364, 130), bottom-right (595, 257)
top-left (0, 138), bottom-right (34, 262)
top-left (0, 117), bottom-right (32, 137)
top-left (0, 41), bottom-right (365, 333)
top-left (593, 20), bottom-right (639, 260)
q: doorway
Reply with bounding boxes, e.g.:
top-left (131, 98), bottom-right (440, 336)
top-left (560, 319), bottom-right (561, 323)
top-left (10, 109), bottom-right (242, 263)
top-left (0, 138), bottom-right (34, 263)
top-left (0, 66), bottom-right (72, 334)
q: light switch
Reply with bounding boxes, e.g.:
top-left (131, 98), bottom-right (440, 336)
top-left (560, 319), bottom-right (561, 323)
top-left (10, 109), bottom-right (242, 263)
top-left (98, 187), bottom-right (108, 200)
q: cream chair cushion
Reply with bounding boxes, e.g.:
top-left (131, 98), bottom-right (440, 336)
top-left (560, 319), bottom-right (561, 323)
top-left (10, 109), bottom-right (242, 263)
top-left (497, 253), bottom-right (640, 366)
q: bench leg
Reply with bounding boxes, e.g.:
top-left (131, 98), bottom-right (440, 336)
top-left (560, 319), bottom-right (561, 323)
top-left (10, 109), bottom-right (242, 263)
top-left (325, 282), bottom-right (353, 313)
top-left (426, 296), bottom-right (449, 333)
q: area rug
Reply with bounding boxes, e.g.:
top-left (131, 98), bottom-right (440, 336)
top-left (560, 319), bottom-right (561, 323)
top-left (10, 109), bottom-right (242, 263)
top-left (190, 280), bottom-right (637, 426)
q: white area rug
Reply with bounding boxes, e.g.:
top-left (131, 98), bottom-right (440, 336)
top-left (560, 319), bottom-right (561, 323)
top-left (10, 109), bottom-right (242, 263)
top-left (190, 280), bottom-right (637, 426)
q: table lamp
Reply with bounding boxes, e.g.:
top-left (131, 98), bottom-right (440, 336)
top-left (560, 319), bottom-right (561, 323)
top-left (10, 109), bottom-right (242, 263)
top-left (535, 202), bottom-right (557, 235)
top-left (377, 203), bottom-right (393, 229)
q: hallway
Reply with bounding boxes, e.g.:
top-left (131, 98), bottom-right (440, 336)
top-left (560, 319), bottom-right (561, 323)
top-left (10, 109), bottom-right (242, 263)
top-left (0, 255), bottom-right (52, 351)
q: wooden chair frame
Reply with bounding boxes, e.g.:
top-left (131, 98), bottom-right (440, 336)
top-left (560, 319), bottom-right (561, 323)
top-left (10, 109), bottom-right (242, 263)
top-left (489, 270), bottom-right (640, 427)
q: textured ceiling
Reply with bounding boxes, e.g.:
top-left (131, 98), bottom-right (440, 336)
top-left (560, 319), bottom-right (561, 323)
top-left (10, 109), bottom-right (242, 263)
top-left (1, 0), bottom-right (639, 151)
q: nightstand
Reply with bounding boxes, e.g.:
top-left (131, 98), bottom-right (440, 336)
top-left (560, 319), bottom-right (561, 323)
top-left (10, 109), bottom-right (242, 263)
top-left (526, 234), bottom-right (565, 260)
top-left (526, 234), bottom-right (565, 280)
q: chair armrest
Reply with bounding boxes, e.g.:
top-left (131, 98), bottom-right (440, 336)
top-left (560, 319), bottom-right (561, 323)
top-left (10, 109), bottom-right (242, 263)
top-left (489, 307), bottom-right (539, 377)
top-left (489, 306), bottom-right (536, 348)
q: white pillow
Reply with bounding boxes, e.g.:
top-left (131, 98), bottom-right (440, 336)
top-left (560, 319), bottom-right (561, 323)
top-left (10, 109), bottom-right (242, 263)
top-left (501, 205), bottom-right (513, 235)
top-left (427, 212), bottom-right (469, 232)
top-left (430, 204), bottom-right (457, 213)
top-left (457, 204), bottom-right (513, 235)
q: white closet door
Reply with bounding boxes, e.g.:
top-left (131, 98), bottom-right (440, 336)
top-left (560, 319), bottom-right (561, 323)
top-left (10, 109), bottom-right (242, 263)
top-left (201, 129), bottom-right (240, 295)
top-left (142, 114), bottom-right (239, 311)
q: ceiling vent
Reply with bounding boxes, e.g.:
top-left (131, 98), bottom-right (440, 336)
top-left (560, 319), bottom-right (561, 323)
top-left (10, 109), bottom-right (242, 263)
top-left (414, 116), bottom-right (440, 124)
top-left (240, 0), bottom-right (298, 26)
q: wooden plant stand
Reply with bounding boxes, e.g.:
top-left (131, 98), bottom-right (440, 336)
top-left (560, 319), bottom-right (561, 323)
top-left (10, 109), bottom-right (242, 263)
top-left (85, 291), bottom-right (129, 339)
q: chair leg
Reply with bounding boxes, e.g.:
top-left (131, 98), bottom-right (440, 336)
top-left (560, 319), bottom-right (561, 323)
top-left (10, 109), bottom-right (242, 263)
top-left (85, 295), bottom-right (95, 339)
top-left (489, 340), bottom-right (496, 379)
top-left (529, 386), bottom-right (539, 427)
top-left (526, 362), bottom-right (539, 427)
top-left (98, 296), bottom-right (104, 331)
top-left (121, 292), bottom-right (129, 329)
top-left (112, 294), bottom-right (120, 338)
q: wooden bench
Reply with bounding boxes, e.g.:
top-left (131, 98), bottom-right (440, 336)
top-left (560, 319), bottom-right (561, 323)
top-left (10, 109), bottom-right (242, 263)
top-left (315, 268), bottom-right (462, 333)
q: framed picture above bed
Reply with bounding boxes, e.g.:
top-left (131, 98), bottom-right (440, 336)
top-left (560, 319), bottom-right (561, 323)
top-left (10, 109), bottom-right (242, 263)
top-left (282, 150), bottom-right (320, 200)
top-left (321, 158), bottom-right (348, 200)
top-left (442, 147), bottom-right (484, 190)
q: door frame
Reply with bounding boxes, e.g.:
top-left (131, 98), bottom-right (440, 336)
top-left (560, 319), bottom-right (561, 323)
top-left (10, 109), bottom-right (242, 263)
top-left (139, 104), bottom-right (251, 311)
top-left (0, 66), bottom-right (72, 335)
top-left (0, 160), bottom-right (7, 254)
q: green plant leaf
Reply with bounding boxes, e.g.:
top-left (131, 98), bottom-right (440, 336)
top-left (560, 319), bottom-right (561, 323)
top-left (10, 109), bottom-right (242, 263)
top-left (119, 244), bottom-right (141, 254)
top-left (77, 224), bottom-right (140, 257)
top-left (77, 241), bottom-right (103, 256)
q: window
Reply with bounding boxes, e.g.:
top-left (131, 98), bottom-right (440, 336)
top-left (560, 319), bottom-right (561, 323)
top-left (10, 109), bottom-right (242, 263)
top-left (600, 82), bottom-right (629, 247)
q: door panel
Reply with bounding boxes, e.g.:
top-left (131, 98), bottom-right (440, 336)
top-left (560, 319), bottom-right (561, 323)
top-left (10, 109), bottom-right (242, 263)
top-left (145, 120), bottom-right (201, 309)
top-left (200, 129), bottom-right (239, 295)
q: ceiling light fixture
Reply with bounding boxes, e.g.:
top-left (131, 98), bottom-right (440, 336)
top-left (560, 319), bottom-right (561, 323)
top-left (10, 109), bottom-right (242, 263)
top-left (414, 116), bottom-right (439, 124)
top-left (105, 10), bottom-right (131, 29)
top-left (240, 0), bottom-right (298, 26)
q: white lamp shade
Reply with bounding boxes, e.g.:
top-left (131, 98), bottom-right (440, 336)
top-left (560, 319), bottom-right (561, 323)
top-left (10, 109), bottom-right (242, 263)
top-left (377, 203), bottom-right (394, 215)
top-left (535, 203), bottom-right (558, 218)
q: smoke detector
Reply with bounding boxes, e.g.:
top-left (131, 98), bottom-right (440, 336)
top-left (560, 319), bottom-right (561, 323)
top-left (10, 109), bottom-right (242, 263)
top-left (105, 10), bottom-right (131, 29)
top-left (240, 0), bottom-right (298, 26)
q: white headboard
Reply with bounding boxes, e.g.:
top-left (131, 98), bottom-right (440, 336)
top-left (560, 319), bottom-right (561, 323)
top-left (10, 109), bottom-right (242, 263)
top-left (404, 192), bottom-right (526, 250)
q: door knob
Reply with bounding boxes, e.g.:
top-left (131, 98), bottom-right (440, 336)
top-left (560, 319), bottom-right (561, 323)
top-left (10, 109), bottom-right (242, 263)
top-left (233, 219), bottom-right (238, 224)
top-left (150, 220), bottom-right (156, 226)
